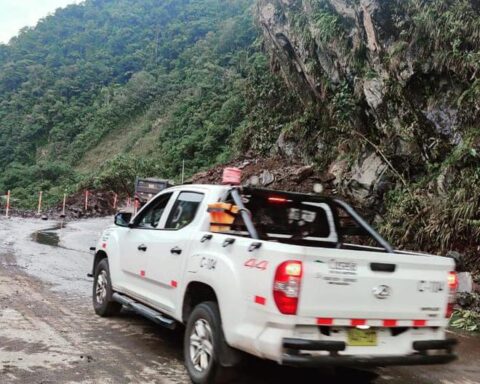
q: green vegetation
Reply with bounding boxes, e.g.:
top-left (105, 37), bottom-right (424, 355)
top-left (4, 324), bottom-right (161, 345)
top-left (377, 131), bottom-right (480, 265)
top-left (310, 1), bottom-right (342, 44)
top-left (80, 154), bottom-right (161, 196)
top-left (450, 309), bottom-right (480, 332)
top-left (408, 0), bottom-right (480, 72)
top-left (0, 0), bottom-right (288, 206)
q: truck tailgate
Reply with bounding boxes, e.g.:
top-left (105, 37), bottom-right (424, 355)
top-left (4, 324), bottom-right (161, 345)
top-left (298, 248), bottom-right (455, 321)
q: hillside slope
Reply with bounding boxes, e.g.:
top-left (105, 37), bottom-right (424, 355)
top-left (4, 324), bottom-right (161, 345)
top-left (0, 0), bottom-right (294, 204)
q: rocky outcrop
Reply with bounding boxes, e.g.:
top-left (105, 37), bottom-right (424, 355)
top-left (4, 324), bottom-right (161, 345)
top-left (347, 152), bottom-right (387, 201)
top-left (255, 0), bottom-right (480, 206)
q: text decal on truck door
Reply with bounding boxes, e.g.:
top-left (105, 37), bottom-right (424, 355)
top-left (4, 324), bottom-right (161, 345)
top-left (328, 259), bottom-right (357, 275)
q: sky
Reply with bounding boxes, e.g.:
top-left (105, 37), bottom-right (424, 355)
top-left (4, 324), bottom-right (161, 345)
top-left (0, 0), bottom-right (82, 44)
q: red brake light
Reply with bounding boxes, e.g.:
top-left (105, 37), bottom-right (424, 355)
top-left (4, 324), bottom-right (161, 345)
top-left (273, 261), bottom-right (303, 315)
top-left (448, 271), bottom-right (458, 290)
top-left (446, 271), bottom-right (458, 318)
top-left (268, 196), bottom-right (289, 204)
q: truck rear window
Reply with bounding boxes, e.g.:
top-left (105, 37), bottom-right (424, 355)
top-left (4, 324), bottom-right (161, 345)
top-left (219, 188), bottom-right (393, 252)
top-left (227, 190), bottom-right (335, 245)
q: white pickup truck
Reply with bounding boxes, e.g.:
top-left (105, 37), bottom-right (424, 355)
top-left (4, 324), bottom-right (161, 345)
top-left (91, 184), bottom-right (458, 383)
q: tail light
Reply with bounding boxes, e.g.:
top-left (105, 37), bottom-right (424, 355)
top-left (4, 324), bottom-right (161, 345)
top-left (273, 261), bottom-right (303, 315)
top-left (448, 271), bottom-right (458, 290)
top-left (446, 271), bottom-right (458, 318)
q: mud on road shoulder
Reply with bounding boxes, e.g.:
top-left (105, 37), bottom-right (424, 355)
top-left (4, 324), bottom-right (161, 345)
top-left (0, 256), bottom-right (188, 384)
top-left (0, 217), bottom-right (188, 384)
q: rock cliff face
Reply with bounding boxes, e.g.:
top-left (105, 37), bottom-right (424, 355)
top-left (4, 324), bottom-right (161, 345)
top-left (255, 0), bottom-right (480, 263)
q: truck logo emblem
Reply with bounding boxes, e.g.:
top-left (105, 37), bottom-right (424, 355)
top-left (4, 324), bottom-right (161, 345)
top-left (372, 285), bottom-right (391, 299)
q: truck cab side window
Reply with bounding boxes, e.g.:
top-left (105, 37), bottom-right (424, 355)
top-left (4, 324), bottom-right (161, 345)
top-left (165, 192), bottom-right (204, 230)
top-left (135, 193), bottom-right (173, 229)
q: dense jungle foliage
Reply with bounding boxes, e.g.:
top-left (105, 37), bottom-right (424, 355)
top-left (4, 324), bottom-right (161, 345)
top-left (0, 0), bottom-right (297, 206)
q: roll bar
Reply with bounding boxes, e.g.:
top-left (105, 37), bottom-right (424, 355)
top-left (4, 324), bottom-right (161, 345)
top-left (333, 198), bottom-right (394, 253)
top-left (226, 187), bottom-right (393, 253)
top-left (229, 187), bottom-right (259, 240)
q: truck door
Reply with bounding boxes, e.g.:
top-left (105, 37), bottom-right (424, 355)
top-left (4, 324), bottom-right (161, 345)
top-left (118, 192), bottom-right (174, 299)
top-left (144, 191), bottom-right (205, 312)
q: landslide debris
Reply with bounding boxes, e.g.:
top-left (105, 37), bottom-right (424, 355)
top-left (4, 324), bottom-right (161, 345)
top-left (1, 191), bottom-right (118, 220)
top-left (59, 191), bottom-right (119, 219)
top-left (192, 157), bottom-right (334, 195)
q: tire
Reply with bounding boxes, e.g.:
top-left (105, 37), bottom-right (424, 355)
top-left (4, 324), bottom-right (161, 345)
top-left (92, 258), bottom-right (122, 317)
top-left (184, 301), bottom-right (235, 384)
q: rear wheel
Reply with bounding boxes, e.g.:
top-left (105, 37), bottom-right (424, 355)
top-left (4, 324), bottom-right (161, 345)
top-left (92, 258), bottom-right (121, 317)
top-left (184, 301), bottom-right (234, 384)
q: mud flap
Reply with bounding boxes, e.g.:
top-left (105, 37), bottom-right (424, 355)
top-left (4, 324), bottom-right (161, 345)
top-left (219, 341), bottom-right (243, 367)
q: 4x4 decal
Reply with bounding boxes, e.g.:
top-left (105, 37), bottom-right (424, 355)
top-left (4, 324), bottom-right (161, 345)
top-left (244, 258), bottom-right (268, 270)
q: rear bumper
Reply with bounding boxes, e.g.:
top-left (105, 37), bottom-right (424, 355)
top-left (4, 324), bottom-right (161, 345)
top-left (282, 338), bottom-right (458, 367)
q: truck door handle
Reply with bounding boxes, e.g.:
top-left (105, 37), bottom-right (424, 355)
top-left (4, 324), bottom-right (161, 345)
top-left (171, 247), bottom-right (182, 255)
top-left (201, 234), bottom-right (213, 243)
top-left (222, 238), bottom-right (235, 247)
top-left (248, 242), bottom-right (262, 252)
top-left (138, 244), bottom-right (147, 252)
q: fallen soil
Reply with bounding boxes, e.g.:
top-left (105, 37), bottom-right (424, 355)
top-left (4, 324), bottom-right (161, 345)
top-left (191, 157), bottom-right (335, 195)
top-left (0, 217), bottom-right (480, 383)
top-left (60, 190), bottom-right (120, 219)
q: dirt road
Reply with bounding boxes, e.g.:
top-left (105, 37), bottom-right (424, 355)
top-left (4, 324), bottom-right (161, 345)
top-left (0, 217), bottom-right (479, 384)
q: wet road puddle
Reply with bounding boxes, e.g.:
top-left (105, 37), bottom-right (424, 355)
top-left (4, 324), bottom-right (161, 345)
top-left (31, 223), bottom-right (65, 247)
top-left (29, 221), bottom-right (92, 257)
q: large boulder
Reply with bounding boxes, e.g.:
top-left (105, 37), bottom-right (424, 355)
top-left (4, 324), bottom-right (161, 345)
top-left (347, 152), bottom-right (387, 202)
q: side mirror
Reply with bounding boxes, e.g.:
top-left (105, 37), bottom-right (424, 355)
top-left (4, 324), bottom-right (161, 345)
top-left (115, 212), bottom-right (132, 227)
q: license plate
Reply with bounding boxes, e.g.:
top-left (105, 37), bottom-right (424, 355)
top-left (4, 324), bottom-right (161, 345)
top-left (347, 328), bottom-right (377, 346)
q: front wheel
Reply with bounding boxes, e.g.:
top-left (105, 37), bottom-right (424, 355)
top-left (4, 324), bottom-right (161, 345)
top-left (92, 258), bottom-right (121, 317)
top-left (184, 302), bottom-right (234, 384)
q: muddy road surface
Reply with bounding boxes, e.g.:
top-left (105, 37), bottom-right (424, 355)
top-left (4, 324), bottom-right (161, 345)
top-left (0, 217), bottom-right (479, 384)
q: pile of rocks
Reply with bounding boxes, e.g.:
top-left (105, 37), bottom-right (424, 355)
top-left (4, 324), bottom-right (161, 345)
top-left (191, 157), bottom-right (334, 195)
top-left (60, 191), bottom-right (119, 219)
